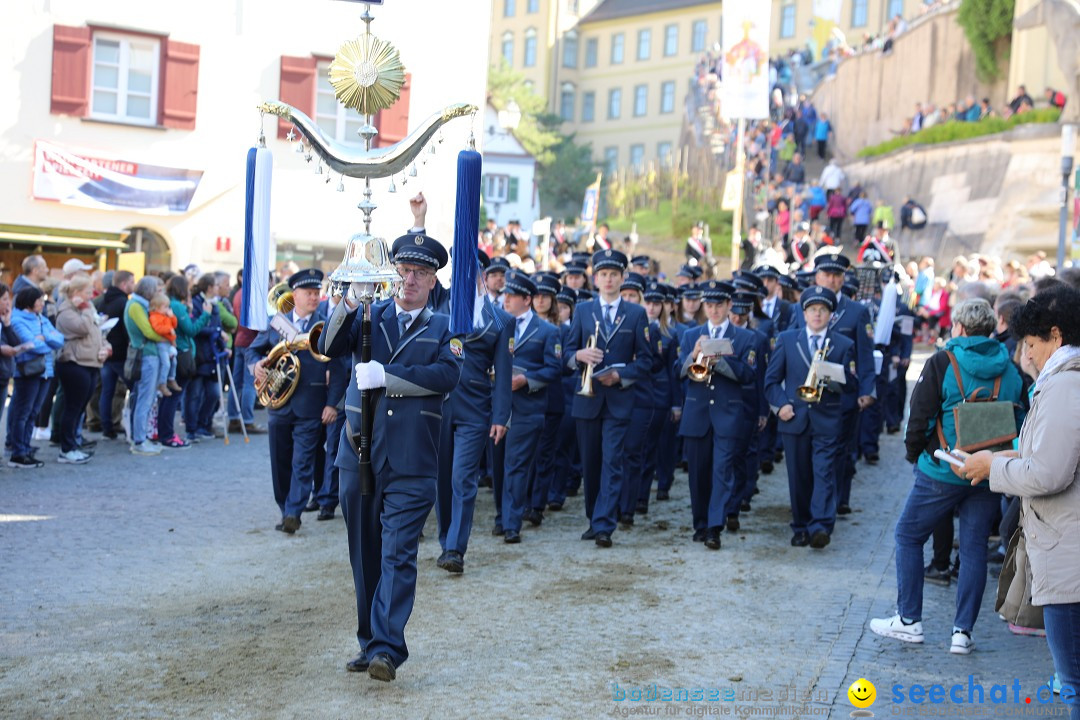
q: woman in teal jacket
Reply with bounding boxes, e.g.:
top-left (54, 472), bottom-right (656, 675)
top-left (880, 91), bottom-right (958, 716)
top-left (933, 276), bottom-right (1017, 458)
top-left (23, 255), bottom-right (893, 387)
top-left (8, 286), bottom-right (64, 468)
top-left (157, 275), bottom-right (211, 448)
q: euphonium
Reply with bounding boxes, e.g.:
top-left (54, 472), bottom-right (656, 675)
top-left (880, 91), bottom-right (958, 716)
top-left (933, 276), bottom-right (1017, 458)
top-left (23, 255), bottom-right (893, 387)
top-left (688, 352), bottom-right (715, 382)
top-left (796, 337), bottom-right (831, 403)
top-left (577, 320), bottom-right (601, 397)
top-left (267, 282), bottom-right (295, 316)
top-left (254, 321), bottom-right (331, 409)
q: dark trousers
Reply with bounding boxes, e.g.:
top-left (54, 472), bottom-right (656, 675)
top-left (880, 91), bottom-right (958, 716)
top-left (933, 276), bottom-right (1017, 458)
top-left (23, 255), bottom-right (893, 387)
top-left (340, 465), bottom-right (433, 668)
top-left (828, 216), bottom-right (844, 238)
top-left (637, 408), bottom-right (668, 509)
top-left (98, 360), bottom-right (128, 435)
top-left (684, 431), bottom-right (739, 531)
top-left (618, 406), bottom-right (653, 519)
top-left (931, 512), bottom-right (954, 571)
top-left (528, 412), bottom-right (563, 511)
top-left (837, 407), bottom-right (859, 507)
top-left (577, 412), bottom-right (630, 536)
top-left (502, 413), bottom-right (545, 533)
top-left (547, 411), bottom-right (580, 505)
top-left (55, 362), bottom-right (97, 453)
top-left (184, 374), bottom-right (219, 436)
top-left (156, 375), bottom-right (188, 442)
top-left (35, 375), bottom-right (59, 429)
top-left (318, 414), bottom-right (345, 510)
top-left (9, 376), bottom-right (49, 456)
top-left (490, 435), bottom-right (507, 527)
top-left (781, 430), bottom-right (843, 536)
top-left (268, 409), bottom-right (323, 518)
top-left (816, 139), bottom-right (827, 159)
top-left (854, 224), bottom-right (869, 242)
top-left (731, 428), bottom-right (758, 517)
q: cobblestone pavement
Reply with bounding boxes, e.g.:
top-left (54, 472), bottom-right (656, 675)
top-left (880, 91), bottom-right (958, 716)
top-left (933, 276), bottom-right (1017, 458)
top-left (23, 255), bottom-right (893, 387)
top-left (0, 352), bottom-right (1061, 719)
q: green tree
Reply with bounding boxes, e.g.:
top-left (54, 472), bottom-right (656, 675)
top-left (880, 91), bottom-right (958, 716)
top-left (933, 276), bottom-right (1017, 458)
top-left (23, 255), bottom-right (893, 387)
top-left (957, 0), bottom-right (1015, 81)
top-left (487, 62), bottom-right (561, 164)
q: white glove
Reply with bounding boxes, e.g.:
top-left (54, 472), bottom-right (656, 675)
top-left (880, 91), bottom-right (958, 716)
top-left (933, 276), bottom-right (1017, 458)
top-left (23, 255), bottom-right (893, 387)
top-left (355, 361), bottom-right (386, 390)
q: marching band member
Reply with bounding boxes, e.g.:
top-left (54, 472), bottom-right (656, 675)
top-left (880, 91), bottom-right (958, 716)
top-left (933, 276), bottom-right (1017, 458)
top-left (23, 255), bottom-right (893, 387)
top-left (615, 271), bottom-right (654, 527)
top-left (251, 269), bottom-right (348, 534)
top-left (563, 249), bottom-right (653, 548)
top-left (728, 290), bottom-right (771, 523)
top-left (654, 283), bottom-right (682, 500)
top-left (639, 281), bottom-right (681, 511)
top-left (755, 265), bottom-right (794, 332)
top-left (676, 280), bottom-right (758, 550)
top-left (546, 286), bottom-right (582, 510)
top-left (765, 286), bottom-right (857, 549)
top-left (434, 250), bottom-right (512, 574)
top-left (500, 271), bottom-right (562, 543)
top-left (320, 230), bottom-right (461, 682)
top-left (526, 274), bottom-right (566, 525)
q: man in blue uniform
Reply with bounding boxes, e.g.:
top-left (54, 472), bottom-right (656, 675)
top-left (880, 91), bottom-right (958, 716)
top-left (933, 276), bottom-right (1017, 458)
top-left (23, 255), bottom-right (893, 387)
top-left (676, 280), bottom-right (758, 549)
top-left (755, 265), bottom-right (794, 332)
top-left (788, 253), bottom-right (876, 515)
top-left (562, 249), bottom-right (653, 547)
top-left (251, 268), bottom-right (347, 534)
top-left (435, 251), bottom-right (512, 574)
top-left (765, 286), bottom-right (857, 549)
top-left (500, 271), bottom-right (562, 542)
top-left (320, 232), bottom-right (462, 682)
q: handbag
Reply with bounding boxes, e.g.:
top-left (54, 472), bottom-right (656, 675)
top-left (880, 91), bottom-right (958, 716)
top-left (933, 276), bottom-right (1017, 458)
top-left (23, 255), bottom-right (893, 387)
top-left (995, 524), bottom-right (1044, 629)
top-left (936, 350), bottom-right (1018, 458)
top-left (176, 346), bottom-right (196, 381)
top-left (124, 344), bottom-right (143, 383)
top-left (17, 353), bottom-right (46, 377)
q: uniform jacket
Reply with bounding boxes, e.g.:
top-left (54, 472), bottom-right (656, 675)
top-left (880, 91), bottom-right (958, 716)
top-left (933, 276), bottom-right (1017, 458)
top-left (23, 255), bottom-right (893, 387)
top-left (791, 293), bottom-right (876, 405)
top-left (321, 299), bottom-right (462, 478)
top-left (764, 328), bottom-right (857, 436)
top-left (446, 297), bottom-right (512, 427)
top-left (677, 322), bottom-right (758, 439)
top-left (508, 313), bottom-right (562, 418)
top-left (250, 308), bottom-right (348, 420)
top-left (649, 322), bottom-right (681, 411)
top-left (563, 298), bottom-right (653, 421)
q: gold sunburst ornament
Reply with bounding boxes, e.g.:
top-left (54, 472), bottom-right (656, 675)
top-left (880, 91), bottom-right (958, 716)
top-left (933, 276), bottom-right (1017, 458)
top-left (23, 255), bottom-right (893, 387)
top-left (328, 35), bottom-right (406, 116)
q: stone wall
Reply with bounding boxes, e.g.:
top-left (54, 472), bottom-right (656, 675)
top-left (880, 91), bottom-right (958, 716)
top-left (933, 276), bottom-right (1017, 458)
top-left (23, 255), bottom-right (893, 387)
top-left (811, 3), bottom-right (1008, 161)
top-left (841, 123), bottom-right (1067, 260)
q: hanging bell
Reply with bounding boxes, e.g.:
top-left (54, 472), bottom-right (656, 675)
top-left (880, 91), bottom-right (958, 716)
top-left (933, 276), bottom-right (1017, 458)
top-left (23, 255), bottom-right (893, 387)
top-left (294, 141), bottom-right (304, 154)
top-left (408, 164), bottom-right (417, 177)
top-left (387, 177), bottom-right (396, 193)
top-left (314, 163), bottom-right (323, 175)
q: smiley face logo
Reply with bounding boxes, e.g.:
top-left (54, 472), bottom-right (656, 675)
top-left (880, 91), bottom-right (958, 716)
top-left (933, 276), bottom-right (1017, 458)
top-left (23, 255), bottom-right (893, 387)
top-left (848, 678), bottom-right (876, 709)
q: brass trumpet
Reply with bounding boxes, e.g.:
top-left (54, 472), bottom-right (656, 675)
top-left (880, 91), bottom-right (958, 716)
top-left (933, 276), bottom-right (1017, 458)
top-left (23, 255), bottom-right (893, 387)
top-left (797, 337), bottom-right (831, 403)
top-left (577, 320), bottom-right (601, 397)
top-left (254, 321), bottom-right (331, 409)
top-left (688, 352), bottom-right (715, 382)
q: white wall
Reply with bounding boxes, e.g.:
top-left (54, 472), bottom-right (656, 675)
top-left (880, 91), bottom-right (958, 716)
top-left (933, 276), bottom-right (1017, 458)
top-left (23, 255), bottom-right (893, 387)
top-left (1, 0), bottom-right (491, 275)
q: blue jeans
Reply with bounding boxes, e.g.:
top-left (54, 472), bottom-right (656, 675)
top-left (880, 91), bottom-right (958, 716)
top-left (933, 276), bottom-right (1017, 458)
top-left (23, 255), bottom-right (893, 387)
top-left (98, 360), bottom-right (128, 435)
top-left (184, 374), bottom-right (219, 436)
top-left (1044, 603), bottom-right (1080, 720)
top-left (894, 467), bottom-right (999, 632)
top-left (8, 376), bottom-right (48, 456)
top-left (157, 375), bottom-right (188, 442)
top-left (227, 346), bottom-right (255, 424)
top-left (130, 353), bottom-right (160, 444)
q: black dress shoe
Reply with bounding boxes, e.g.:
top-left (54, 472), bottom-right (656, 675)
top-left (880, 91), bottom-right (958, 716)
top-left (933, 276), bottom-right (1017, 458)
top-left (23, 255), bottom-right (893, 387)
top-left (546, 501), bottom-right (563, 511)
top-left (704, 529), bottom-right (722, 550)
top-left (581, 527), bottom-right (597, 541)
top-left (525, 509), bottom-right (543, 527)
top-left (726, 515), bottom-right (740, 532)
top-left (317, 507), bottom-right (335, 521)
top-left (345, 652), bottom-right (369, 672)
top-left (504, 529), bottom-right (521, 544)
top-left (886, 425), bottom-right (900, 435)
top-left (739, 500), bottom-right (752, 512)
top-left (566, 484), bottom-right (580, 497)
top-left (774, 450), bottom-right (784, 463)
top-left (760, 460), bottom-right (774, 475)
top-left (276, 516), bottom-right (301, 534)
top-left (810, 531), bottom-right (831, 549)
top-left (837, 504), bottom-right (852, 515)
top-left (437, 551), bottom-right (464, 574)
top-left (791, 532), bottom-right (811, 547)
top-left (618, 513), bottom-right (634, 527)
top-left (635, 500), bottom-right (648, 515)
top-left (304, 499), bottom-right (320, 513)
top-left (656, 489), bottom-right (670, 501)
top-left (491, 523), bottom-right (504, 536)
top-left (752, 487), bottom-right (760, 496)
top-left (595, 533), bottom-right (612, 548)
top-left (478, 475), bottom-right (493, 488)
top-left (864, 452), bottom-right (880, 465)
top-left (367, 653), bottom-right (396, 682)
top-left (692, 529), bottom-right (707, 543)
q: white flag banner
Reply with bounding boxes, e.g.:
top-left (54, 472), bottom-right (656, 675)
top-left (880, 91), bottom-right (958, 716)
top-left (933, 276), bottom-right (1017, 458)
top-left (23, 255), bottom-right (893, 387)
top-left (720, 0), bottom-right (771, 120)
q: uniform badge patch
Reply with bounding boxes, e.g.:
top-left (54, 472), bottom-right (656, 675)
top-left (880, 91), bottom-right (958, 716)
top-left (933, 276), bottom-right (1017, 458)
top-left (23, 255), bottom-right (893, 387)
top-left (644, 325), bottom-right (650, 342)
top-left (747, 349), bottom-right (756, 367)
top-left (508, 337), bottom-right (515, 355)
top-left (450, 338), bottom-right (463, 358)
top-left (866, 323), bottom-right (874, 339)
top-left (554, 343), bottom-right (562, 359)
top-left (849, 360), bottom-right (856, 375)
top-left (657, 339), bottom-right (663, 353)
top-left (770, 337), bottom-right (777, 350)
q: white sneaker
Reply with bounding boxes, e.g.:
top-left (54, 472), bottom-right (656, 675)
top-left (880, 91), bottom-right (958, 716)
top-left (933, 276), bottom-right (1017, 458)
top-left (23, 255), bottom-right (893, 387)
top-left (130, 441), bottom-right (162, 456)
top-left (32, 427), bottom-right (51, 441)
top-left (950, 630), bottom-right (974, 655)
top-left (58, 449), bottom-right (90, 464)
top-left (870, 614), bottom-right (925, 643)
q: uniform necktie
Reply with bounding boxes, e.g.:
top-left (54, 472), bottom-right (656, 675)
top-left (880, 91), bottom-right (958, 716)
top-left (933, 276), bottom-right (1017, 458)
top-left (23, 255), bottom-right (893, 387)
top-left (516, 316), bottom-right (527, 342)
top-left (298, 316), bottom-right (308, 333)
top-left (398, 311), bottom-right (411, 336)
top-left (811, 334), bottom-right (821, 354)
top-left (604, 304), bottom-right (615, 331)
top-left (711, 326), bottom-right (720, 339)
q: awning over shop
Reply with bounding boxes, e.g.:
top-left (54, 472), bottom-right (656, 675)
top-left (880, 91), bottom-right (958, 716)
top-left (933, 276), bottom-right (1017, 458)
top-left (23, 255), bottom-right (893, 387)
top-left (0, 224), bottom-right (129, 250)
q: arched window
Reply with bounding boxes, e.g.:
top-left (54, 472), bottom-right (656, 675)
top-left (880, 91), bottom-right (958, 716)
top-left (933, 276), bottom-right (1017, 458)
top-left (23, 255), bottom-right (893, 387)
top-left (563, 29), bottom-right (579, 68)
top-left (524, 28), bottom-right (537, 67)
top-left (123, 226), bottom-right (172, 276)
top-left (502, 31), bottom-right (514, 67)
top-left (560, 82), bottom-right (576, 122)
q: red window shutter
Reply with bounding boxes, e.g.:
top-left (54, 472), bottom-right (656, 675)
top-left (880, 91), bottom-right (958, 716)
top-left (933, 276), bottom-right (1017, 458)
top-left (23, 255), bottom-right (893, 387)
top-left (160, 40), bottom-right (200, 129)
top-left (50, 25), bottom-right (91, 117)
top-left (374, 73), bottom-right (411, 148)
top-left (278, 55), bottom-right (317, 139)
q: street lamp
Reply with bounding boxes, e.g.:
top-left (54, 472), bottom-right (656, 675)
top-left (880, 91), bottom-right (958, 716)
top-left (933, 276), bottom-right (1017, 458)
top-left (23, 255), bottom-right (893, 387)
top-left (497, 100), bottom-right (522, 133)
top-left (1059, 123), bottom-right (1077, 270)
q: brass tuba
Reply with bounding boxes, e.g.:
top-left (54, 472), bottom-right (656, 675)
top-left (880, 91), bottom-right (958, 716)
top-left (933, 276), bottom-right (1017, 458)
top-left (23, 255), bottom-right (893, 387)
top-left (797, 337), bottom-right (831, 403)
top-left (254, 321), bottom-right (331, 409)
top-left (267, 281), bottom-right (295, 316)
top-left (577, 320), bottom-right (601, 397)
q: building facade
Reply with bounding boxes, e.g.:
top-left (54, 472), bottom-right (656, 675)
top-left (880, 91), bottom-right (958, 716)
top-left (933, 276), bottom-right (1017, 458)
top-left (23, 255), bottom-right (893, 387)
top-left (771, 0), bottom-right (918, 59)
top-left (480, 104), bottom-right (539, 231)
top-left (3, 0), bottom-right (489, 285)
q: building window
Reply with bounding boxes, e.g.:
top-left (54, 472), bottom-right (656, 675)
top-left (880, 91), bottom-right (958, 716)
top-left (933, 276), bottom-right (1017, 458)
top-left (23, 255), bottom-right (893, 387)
top-left (560, 82), bottom-right (575, 122)
top-left (629, 144), bottom-right (645, 170)
top-left (852, 0), bottom-right (868, 27)
top-left (90, 32), bottom-right (160, 125)
top-left (633, 84), bottom-right (647, 117)
top-left (691, 20), bottom-right (707, 52)
top-left (502, 32), bottom-right (514, 66)
top-left (582, 91), bottom-right (595, 122)
top-left (660, 81), bottom-right (676, 114)
top-left (887, 0), bottom-right (904, 20)
top-left (611, 32), bottom-right (624, 64)
top-left (484, 174), bottom-right (509, 203)
top-left (563, 29), bottom-right (578, 68)
top-left (664, 24), bottom-right (678, 56)
top-left (658, 142), bottom-right (673, 166)
top-left (780, 4), bottom-right (796, 39)
top-left (608, 88), bottom-right (622, 119)
top-left (528, 0), bottom-right (540, 13)
top-left (524, 28), bottom-right (537, 67)
top-left (584, 37), bottom-right (598, 67)
top-left (504, 0), bottom-right (515, 17)
top-left (637, 28), bottom-right (651, 61)
top-left (316, 61), bottom-right (364, 145)
top-left (604, 146), bottom-right (618, 173)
